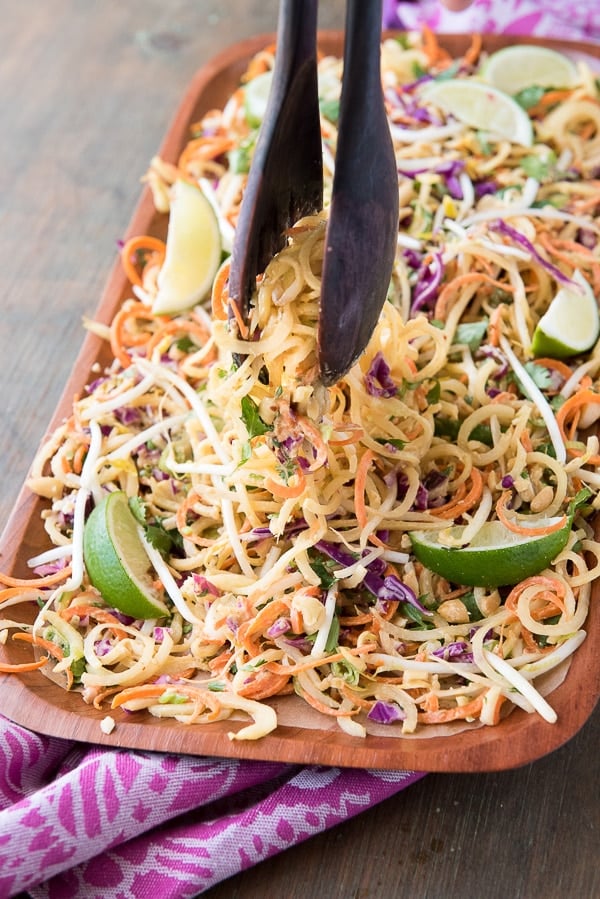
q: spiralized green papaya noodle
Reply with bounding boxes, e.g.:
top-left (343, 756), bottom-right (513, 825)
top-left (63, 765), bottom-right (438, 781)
top-left (2, 31), bottom-right (600, 740)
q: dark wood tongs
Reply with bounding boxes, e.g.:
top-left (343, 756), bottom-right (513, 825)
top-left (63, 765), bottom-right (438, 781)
top-left (228, 0), bottom-right (399, 386)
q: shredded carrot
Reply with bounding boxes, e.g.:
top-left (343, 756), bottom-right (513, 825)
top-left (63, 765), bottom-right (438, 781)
top-left (556, 389), bottom-right (600, 462)
top-left (421, 692), bottom-right (440, 713)
top-left (145, 318), bottom-right (215, 362)
top-left (483, 689), bottom-right (506, 725)
top-left (175, 490), bottom-right (214, 547)
top-left (178, 136), bottom-right (235, 171)
top-left (329, 425), bottom-right (365, 446)
top-left (264, 465), bottom-right (306, 499)
top-left (463, 32), bottom-right (482, 67)
top-left (266, 644), bottom-right (372, 677)
top-left (537, 233), bottom-right (600, 293)
top-left (11, 631), bottom-right (74, 689)
top-left (0, 656), bottom-right (49, 673)
top-left (12, 631), bottom-right (64, 658)
top-left (505, 579), bottom-right (569, 640)
top-left (495, 492), bottom-right (567, 536)
top-left (0, 587), bottom-right (41, 604)
top-left (0, 567), bottom-right (72, 589)
top-left (109, 302), bottom-right (167, 369)
top-left (421, 25), bottom-right (452, 67)
top-left (111, 683), bottom-right (223, 720)
top-left (527, 89), bottom-right (574, 117)
top-left (60, 604), bottom-right (128, 638)
top-left (228, 296), bottom-right (250, 340)
top-left (208, 649), bottom-right (233, 675)
top-left (355, 449), bottom-right (377, 531)
top-left (520, 625), bottom-right (553, 654)
top-left (434, 273), bottom-right (513, 321)
top-left (431, 468), bottom-right (483, 520)
top-left (236, 667), bottom-right (291, 700)
top-left (71, 443), bottom-right (87, 475)
top-left (298, 417), bottom-right (328, 471)
top-left (520, 429), bottom-right (533, 453)
top-left (242, 44), bottom-right (276, 81)
top-left (418, 694), bottom-right (483, 724)
top-left (532, 357), bottom-right (573, 383)
top-left (297, 684), bottom-right (362, 718)
top-left (120, 235), bottom-right (166, 288)
top-left (211, 259), bottom-right (231, 321)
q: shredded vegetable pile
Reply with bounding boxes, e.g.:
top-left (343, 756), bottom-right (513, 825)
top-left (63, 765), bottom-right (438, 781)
top-left (2, 30), bottom-right (600, 741)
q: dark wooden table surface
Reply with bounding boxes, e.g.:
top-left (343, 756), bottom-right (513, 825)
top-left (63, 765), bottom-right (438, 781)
top-left (0, 2), bottom-right (597, 897)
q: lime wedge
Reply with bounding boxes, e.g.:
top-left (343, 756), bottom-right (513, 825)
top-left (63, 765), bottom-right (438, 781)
top-left (481, 44), bottom-right (579, 95)
top-left (83, 491), bottom-right (169, 619)
top-left (531, 270), bottom-right (600, 358)
top-left (409, 518), bottom-right (570, 587)
top-left (152, 179), bottom-right (221, 316)
top-left (244, 71), bottom-right (273, 127)
top-left (423, 79), bottom-right (534, 146)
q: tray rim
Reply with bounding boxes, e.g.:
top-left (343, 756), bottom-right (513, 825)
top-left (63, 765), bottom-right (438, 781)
top-left (0, 30), bottom-right (599, 772)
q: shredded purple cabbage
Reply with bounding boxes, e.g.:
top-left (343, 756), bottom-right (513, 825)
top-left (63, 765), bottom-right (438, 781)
top-left (114, 406), bottom-right (142, 426)
top-left (576, 228), bottom-right (597, 250)
top-left (492, 220), bottom-right (578, 288)
top-left (411, 252), bottom-right (444, 313)
top-left (431, 641), bottom-right (474, 663)
top-left (315, 540), bottom-right (431, 615)
top-left (266, 617), bottom-right (292, 639)
top-left (94, 637), bottom-right (113, 657)
top-left (474, 178), bottom-right (497, 198)
top-left (397, 470), bottom-right (448, 512)
top-left (379, 574), bottom-right (429, 613)
top-left (501, 474), bottom-right (514, 488)
top-left (367, 700), bottom-right (406, 724)
top-left (477, 344), bottom-right (509, 379)
top-left (391, 92), bottom-right (442, 126)
top-left (150, 467), bottom-right (170, 482)
top-left (193, 574), bottom-right (221, 596)
top-left (225, 616), bottom-right (239, 635)
top-left (283, 635), bottom-right (313, 652)
top-left (402, 248), bottom-right (423, 269)
top-left (365, 352), bottom-right (398, 398)
top-left (153, 626), bottom-right (172, 643)
top-left (412, 482), bottom-right (429, 512)
top-left (32, 558), bottom-right (70, 577)
top-left (109, 609), bottom-right (136, 625)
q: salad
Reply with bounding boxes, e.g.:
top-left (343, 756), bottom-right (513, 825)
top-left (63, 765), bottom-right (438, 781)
top-left (1, 30), bottom-right (599, 741)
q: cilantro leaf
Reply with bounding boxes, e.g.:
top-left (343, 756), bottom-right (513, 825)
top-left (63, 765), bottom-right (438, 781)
top-left (453, 318), bottom-right (489, 352)
top-left (514, 85), bottom-right (547, 110)
top-left (240, 395), bottom-right (271, 438)
top-left (145, 522), bottom-right (184, 556)
top-left (319, 97), bottom-right (339, 123)
top-left (521, 151), bottom-right (557, 181)
top-left (523, 361), bottom-right (553, 390)
top-left (324, 615), bottom-right (340, 653)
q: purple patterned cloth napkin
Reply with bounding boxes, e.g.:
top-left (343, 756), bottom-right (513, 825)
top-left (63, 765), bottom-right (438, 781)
top-left (0, 716), bottom-right (424, 897)
top-left (382, 0), bottom-right (599, 42)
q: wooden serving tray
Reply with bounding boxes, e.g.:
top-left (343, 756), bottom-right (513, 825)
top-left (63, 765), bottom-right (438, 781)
top-left (0, 32), bottom-right (599, 772)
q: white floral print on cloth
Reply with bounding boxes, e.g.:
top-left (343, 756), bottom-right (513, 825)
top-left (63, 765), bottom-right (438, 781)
top-left (0, 716), bottom-right (424, 897)
top-left (384, 0), bottom-right (600, 42)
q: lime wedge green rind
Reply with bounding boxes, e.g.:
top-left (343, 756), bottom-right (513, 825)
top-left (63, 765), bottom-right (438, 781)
top-left (83, 491), bottom-right (169, 619)
top-left (422, 78), bottom-right (534, 146)
top-left (409, 518), bottom-right (570, 587)
top-left (481, 44), bottom-right (579, 95)
top-left (531, 270), bottom-right (600, 359)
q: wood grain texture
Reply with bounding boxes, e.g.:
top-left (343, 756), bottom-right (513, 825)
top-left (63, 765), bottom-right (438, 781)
top-left (0, 2), bottom-right (598, 896)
